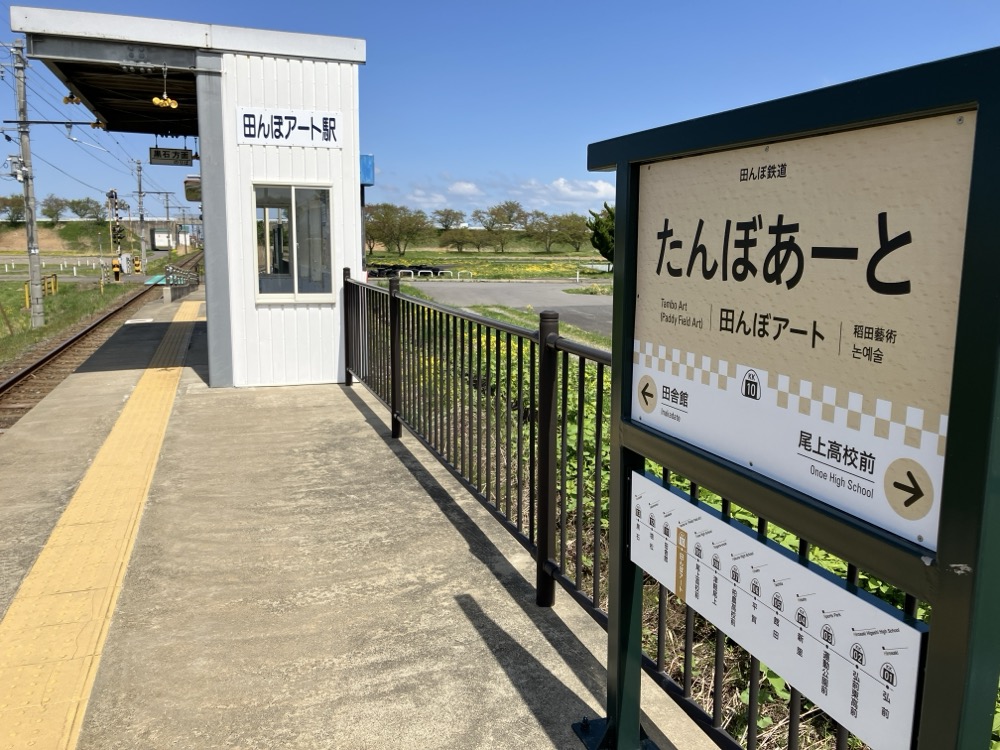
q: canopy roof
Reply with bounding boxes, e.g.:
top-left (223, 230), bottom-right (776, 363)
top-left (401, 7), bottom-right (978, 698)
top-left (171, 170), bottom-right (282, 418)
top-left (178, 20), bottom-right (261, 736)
top-left (10, 6), bottom-right (365, 137)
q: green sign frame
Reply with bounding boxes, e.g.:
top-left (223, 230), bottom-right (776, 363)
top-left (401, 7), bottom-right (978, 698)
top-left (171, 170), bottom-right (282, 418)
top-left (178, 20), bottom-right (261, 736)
top-left (588, 47), bottom-right (1000, 750)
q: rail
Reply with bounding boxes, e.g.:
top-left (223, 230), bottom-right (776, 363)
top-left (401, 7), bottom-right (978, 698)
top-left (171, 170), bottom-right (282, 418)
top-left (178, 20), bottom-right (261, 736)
top-left (343, 272), bottom-right (925, 750)
top-left (0, 252), bottom-right (203, 397)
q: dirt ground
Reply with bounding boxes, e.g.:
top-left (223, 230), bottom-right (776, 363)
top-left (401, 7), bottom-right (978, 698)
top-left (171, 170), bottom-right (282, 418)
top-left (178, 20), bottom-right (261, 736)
top-left (0, 227), bottom-right (88, 255)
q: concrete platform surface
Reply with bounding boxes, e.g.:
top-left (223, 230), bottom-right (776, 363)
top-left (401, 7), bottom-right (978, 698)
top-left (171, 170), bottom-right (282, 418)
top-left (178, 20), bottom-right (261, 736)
top-left (0, 288), bottom-right (715, 750)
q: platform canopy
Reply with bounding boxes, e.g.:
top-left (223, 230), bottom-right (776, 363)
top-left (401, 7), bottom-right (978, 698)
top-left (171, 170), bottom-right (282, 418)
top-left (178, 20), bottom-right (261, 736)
top-left (10, 6), bottom-right (365, 136)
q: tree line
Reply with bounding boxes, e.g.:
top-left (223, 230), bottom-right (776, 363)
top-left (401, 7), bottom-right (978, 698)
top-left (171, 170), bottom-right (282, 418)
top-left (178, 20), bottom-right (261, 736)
top-left (0, 194), bottom-right (107, 225)
top-left (364, 200), bottom-right (615, 262)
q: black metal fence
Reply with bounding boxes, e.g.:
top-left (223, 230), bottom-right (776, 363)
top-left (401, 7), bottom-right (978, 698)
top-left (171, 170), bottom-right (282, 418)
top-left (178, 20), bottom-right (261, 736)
top-left (344, 273), bottom-right (611, 603)
top-left (343, 273), bottom-right (925, 750)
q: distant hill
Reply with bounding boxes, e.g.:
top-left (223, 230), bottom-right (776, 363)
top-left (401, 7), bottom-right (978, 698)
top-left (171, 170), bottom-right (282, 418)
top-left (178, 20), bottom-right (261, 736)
top-left (0, 223), bottom-right (135, 255)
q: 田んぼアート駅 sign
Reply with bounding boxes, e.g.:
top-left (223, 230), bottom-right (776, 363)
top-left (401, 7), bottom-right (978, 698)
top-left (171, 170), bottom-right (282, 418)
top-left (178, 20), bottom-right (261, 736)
top-left (631, 112), bottom-right (976, 550)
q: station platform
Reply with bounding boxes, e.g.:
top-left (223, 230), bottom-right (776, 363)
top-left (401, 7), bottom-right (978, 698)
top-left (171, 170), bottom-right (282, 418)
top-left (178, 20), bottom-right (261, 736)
top-left (0, 288), bottom-right (715, 750)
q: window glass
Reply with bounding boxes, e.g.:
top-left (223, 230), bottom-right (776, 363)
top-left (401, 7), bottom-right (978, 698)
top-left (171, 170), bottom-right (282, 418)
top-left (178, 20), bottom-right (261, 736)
top-left (255, 185), bottom-right (333, 297)
top-left (256, 186), bottom-right (292, 295)
top-left (295, 187), bottom-right (332, 294)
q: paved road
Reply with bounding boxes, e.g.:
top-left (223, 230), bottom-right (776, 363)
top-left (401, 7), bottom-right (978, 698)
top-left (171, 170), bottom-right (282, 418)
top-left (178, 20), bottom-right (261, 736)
top-left (411, 280), bottom-right (614, 337)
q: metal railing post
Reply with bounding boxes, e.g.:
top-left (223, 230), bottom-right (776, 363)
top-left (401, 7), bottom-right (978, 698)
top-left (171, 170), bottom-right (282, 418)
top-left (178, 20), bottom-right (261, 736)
top-left (389, 276), bottom-right (402, 439)
top-left (343, 268), bottom-right (353, 386)
top-left (536, 310), bottom-right (559, 607)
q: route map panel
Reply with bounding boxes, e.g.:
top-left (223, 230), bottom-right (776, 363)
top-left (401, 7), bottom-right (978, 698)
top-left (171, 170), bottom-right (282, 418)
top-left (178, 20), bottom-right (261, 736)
top-left (631, 472), bottom-right (924, 750)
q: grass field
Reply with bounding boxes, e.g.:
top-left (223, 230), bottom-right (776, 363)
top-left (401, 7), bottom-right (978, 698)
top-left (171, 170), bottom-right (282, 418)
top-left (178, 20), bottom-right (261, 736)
top-left (366, 245), bottom-right (613, 281)
top-left (0, 249), bottom-right (178, 366)
top-left (0, 280), bottom-right (137, 363)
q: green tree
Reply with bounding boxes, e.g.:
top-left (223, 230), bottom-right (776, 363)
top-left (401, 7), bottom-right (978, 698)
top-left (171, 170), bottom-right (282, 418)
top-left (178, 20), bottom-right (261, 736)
top-left (441, 226), bottom-right (479, 252)
top-left (40, 194), bottom-right (67, 224)
top-left (362, 205), bottom-right (378, 254)
top-left (587, 202), bottom-right (615, 264)
top-left (472, 200), bottom-right (526, 253)
top-left (0, 195), bottom-right (25, 225)
top-left (556, 213), bottom-right (590, 252)
top-left (524, 210), bottom-right (560, 252)
top-left (67, 197), bottom-right (105, 222)
top-left (468, 229), bottom-right (491, 252)
top-left (432, 208), bottom-right (465, 232)
top-left (364, 203), bottom-right (429, 256)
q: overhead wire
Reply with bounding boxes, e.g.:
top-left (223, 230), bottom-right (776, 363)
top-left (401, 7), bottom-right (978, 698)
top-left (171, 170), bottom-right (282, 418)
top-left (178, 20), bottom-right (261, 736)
top-left (5, 50), bottom-right (175, 183)
top-left (23, 68), bottom-right (139, 175)
top-left (26, 144), bottom-right (106, 195)
top-left (0, 38), bottom-right (189, 210)
top-left (19, 59), bottom-right (186, 196)
top-left (0, 32), bottom-right (191, 214)
top-left (0, 55), bottom-right (133, 185)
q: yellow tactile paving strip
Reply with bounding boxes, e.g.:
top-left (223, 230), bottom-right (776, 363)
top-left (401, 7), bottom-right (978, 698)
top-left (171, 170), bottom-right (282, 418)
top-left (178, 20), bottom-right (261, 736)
top-left (0, 301), bottom-right (202, 750)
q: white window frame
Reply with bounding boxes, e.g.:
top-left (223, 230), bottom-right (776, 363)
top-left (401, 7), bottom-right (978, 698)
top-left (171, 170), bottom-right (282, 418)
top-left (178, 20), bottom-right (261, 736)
top-left (252, 181), bottom-right (336, 304)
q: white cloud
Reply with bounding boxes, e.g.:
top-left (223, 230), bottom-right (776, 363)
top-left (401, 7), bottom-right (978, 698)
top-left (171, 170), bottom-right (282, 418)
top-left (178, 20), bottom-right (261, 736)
top-left (549, 177), bottom-right (615, 203)
top-left (373, 174), bottom-right (615, 217)
top-left (406, 188), bottom-right (447, 210)
top-left (448, 180), bottom-right (482, 196)
top-left (512, 177), bottom-right (615, 213)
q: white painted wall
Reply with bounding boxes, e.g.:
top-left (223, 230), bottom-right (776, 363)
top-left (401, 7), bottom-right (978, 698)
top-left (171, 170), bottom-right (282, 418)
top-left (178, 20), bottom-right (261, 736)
top-left (220, 52), bottom-right (363, 386)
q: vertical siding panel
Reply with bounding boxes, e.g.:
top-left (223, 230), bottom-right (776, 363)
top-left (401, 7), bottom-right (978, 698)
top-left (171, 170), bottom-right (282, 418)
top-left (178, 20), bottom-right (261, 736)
top-left (261, 55), bottom-right (277, 107)
top-left (289, 59), bottom-right (303, 114)
top-left (301, 59), bottom-right (315, 111)
top-left (312, 306), bottom-right (323, 382)
top-left (303, 306), bottom-right (314, 384)
top-left (323, 307), bottom-right (337, 382)
top-left (241, 146), bottom-right (259, 385)
top-left (227, 54), bottom-right (249, 385)
top-left (228, 51), bottom-right (357, 386)
top-left (276, 57), bottom-right (290, 109)
top-left (259, 309), bottom-right (272, 384)
top-left (286, 306), bottom-right (298, 383)
top-left (271, 306), bottom-right (283, 385)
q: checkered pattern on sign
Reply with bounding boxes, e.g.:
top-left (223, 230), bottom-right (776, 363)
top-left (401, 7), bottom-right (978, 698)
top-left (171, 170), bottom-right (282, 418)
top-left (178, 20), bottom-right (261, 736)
top-left (633, 340), bottom-right (734, 392)
top-left (771, 372), bottom-right (948, 457)
top-left (635, 340), bottom-right (948, 457)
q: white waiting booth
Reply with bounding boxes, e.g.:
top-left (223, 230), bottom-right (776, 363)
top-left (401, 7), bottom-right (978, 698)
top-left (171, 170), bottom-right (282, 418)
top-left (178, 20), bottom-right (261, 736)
top-left (11, 7), bottom-right (367, 387)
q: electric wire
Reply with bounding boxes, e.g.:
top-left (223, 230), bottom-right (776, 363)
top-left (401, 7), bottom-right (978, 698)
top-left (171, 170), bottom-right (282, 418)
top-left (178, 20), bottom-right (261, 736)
top-left (30, 148), bottom-right (106, 195)
top-left (1, 47), bottom-right (176, 185)
top-left (0, 51), bottom-right (184, 207)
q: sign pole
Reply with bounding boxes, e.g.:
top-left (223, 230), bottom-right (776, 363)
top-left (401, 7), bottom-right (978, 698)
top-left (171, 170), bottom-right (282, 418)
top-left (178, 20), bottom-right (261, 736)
top-left (587, 46), bottom-right (1000, 750)
top-left (575, 162), bottom-right (652, 750)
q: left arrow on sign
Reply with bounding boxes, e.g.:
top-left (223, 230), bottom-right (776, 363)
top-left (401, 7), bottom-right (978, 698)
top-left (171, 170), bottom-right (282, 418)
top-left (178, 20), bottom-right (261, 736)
top-left (637, 375), bottom-right (657, 414)
top-left (641, 381), bottom-right (654, 407)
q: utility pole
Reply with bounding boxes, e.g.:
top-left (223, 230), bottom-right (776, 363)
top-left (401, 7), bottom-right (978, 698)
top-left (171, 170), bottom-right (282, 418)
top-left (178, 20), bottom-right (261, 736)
top-left (136, 160), bottom-right (147, 272)
top-left (13, 39), bottom-right (44, 328)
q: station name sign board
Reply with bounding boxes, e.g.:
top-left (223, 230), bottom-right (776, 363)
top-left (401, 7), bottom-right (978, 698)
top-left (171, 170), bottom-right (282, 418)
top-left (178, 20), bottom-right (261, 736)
top-left (631, 112), bottom-right (976, 550)
top-left (149, 147), bottom-right (193, 166)
top-left (237, 107), bottom-right (343, 148)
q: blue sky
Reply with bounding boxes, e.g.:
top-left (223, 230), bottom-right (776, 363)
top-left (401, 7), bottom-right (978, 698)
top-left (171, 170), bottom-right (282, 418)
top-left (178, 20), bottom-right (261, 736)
top-left (0, 0), bottom-right (998, 223)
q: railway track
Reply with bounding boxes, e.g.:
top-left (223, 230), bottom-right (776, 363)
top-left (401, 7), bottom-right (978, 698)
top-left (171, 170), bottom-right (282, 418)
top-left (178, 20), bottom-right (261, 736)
top-left (0, 253), bottom-right (202, 434)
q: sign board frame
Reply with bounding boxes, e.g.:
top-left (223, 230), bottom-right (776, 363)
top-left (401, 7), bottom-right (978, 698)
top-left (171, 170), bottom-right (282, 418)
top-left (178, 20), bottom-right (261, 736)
top-left (149, 146), bottom-right (193, 166)
top-left (588, 47), bottom-right (1000, 750)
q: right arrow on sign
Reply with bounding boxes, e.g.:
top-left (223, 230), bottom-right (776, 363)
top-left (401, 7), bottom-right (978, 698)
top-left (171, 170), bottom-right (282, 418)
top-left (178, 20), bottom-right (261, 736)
top-left (893, 471), bottom-right (924, 507)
